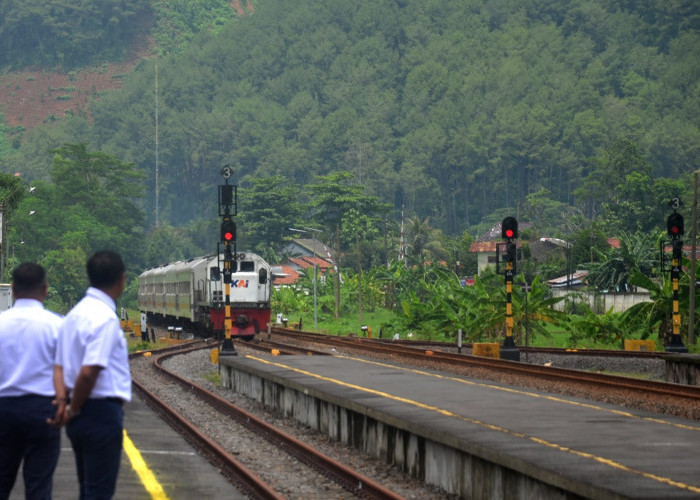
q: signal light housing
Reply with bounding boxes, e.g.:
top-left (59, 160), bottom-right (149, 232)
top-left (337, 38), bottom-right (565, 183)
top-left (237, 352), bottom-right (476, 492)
top-left (667, 213), bottom-right (684, 238)
top-left (502, 217), bottom-right (518, 240)
top-left (221, 219), bottom-right (236, 242)
top-left (506, 242), bottom-right (517, 263)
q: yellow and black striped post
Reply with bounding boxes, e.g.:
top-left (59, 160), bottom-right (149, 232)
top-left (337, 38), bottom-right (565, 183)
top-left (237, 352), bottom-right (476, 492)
top-left (219, 168), bottom-right (238, 356)
top-left (667, 239), bottom-right (687, 353)
top-left (666, 206), bottom-right (687, 353)
top-left (505, 260), bottom-right (514, 338)
top-left (501, 216), bottom-right (520, 362)
top-left (224, 258), bottom-right (232, 338)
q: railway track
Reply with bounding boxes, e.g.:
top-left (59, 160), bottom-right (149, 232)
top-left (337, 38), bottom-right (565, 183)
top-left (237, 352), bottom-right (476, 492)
top-left (240, 338), bottom-right (330, 356)
top-left (268, 327), bottom-right (700, 408)
top-left (364, 336), bottom-right (666, 359)
top-left (130, 343), bottom-right (404, 499)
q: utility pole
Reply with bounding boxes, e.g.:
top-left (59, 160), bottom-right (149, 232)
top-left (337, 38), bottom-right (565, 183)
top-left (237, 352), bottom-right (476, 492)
top-left (289, 226), bottom-right (321, 330)
top-left (357, 233), bottom-right (363, 324)
top-left (154, 59), bottom-right (160, 228)
top-left (689, 172), bottom-right (699, 345)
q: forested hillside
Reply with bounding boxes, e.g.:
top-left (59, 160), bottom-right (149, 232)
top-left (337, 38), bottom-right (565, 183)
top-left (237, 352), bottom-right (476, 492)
top-left (0, 0), bottom-right (151, 69)
top-left (1, 0), bottom-right (699, 284)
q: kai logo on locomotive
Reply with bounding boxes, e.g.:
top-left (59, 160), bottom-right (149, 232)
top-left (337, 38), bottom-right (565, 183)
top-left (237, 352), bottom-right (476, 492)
top-left (232, 280), bottom-right (250, 288)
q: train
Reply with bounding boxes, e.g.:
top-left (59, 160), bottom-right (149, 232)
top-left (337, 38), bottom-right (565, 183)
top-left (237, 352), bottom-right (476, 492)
top-left (137, 252), bottom-right (272, 340)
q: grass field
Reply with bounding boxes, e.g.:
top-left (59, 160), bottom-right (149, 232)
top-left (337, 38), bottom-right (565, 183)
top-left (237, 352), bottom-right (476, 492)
top-left (126, 307), bottom-right (694, 352)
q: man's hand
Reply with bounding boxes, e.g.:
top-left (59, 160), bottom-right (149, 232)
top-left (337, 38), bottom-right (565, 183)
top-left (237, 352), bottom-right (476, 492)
top-left (47, 397), bottom-right (68, 427)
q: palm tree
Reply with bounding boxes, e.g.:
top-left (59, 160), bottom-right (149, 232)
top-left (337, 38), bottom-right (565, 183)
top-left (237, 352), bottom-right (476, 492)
top-left (405, 216), bottom-right (448, 266)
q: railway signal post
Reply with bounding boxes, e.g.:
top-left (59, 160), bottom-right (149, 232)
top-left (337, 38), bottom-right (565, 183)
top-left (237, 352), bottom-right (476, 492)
top-left (219, 166), bottom-right (238, 356)
top-left (501, 217), bottom-right (520, 361)
top-left (666, 202), bottom-right (688, 353)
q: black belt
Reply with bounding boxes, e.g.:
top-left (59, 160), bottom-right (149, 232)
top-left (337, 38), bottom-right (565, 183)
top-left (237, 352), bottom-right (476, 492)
top-left (68, 397), bottom-right (123, 406)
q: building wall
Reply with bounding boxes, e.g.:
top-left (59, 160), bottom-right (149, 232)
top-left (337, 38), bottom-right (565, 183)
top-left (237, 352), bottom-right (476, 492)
top-left (551, 289), bottom-right (651, 313)
top-left (477, 253), bottom-right (493, 274)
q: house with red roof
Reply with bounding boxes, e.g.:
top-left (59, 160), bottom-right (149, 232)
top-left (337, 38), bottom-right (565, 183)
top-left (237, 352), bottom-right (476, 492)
top-left (275, 238), bottom-right (335, 287)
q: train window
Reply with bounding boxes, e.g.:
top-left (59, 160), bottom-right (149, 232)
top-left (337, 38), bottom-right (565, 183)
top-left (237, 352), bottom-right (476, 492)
top-left (240, 261), bottom-right (254, 272)
top-left (259, 268), bottom-right (268, 284)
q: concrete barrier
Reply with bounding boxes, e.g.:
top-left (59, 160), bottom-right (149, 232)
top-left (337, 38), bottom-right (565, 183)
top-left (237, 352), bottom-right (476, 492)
top-left (665, 354), bottom-right (700, 385)
top-left (472, 343), bottom-right (500, 358)
top-left (623, 339), bottom-right (655, 352)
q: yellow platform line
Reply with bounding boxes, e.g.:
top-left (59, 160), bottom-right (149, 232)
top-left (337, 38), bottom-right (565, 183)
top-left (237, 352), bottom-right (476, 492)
top-left (246, 354), bottom-right (700, 495)
top-left (346, 355), bottom-right (700, 433)
top-left (123, 430), bottom-right (170, 500)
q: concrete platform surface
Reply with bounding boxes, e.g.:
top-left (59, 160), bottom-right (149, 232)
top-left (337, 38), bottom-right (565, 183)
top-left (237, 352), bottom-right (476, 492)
top-left (221, 353), bottom-right (700, 499)
top-left (9, 392), bottom-right (243, 499)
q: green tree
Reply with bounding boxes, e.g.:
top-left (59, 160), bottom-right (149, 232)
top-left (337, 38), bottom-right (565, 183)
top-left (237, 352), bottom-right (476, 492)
top-left (42, 247), bottom-right (87, 312)
top-left (143, 224), bottom-right (201, 268)
top-left (404, 216), bottom-right (448, 267)
top-left (48, 144), bottom-right (145, 259)
top-left (0, 0), bottom-right (151, 69)
top-left (10, 145), bottom-right (145, 306)
top-left (306, 171), bottom-right (387, 230)
top-left (239, 175), bottom-right (305, 254)
top-left (7, 0), bottom-right (700, 249)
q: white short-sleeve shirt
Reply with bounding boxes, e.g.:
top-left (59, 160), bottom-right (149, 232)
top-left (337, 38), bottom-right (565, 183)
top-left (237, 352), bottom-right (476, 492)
top-left (56, 287), bottom-right (131, 402)
top-left (0, 298), bottom-right (63, 397)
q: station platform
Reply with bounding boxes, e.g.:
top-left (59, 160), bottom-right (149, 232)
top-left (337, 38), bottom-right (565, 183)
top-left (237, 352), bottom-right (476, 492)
top-left (220, 353), bottom-right (700, 499)
top-left (10, 392), bottom-right (241, 499)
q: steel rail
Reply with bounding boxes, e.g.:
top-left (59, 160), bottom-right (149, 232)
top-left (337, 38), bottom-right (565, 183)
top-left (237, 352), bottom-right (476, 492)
top-left (131, 377), bottom-right (283, 500)
top-left (333, 334), bottom-right (666, 359)
top-left (244, 338), bottom-right (330, 356)
top-left (270, 327), bottom-right (700, 402)
top-left (151, 345), bottom-right (404, 500)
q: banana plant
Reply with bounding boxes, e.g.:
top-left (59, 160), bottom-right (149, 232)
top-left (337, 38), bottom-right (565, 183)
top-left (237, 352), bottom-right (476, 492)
top-left (623, 264), bottom-right (697, 345)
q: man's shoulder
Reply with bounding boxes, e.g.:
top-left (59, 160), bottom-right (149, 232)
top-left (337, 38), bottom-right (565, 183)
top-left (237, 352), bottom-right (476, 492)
top-left (0, 308), bottom-right (61, 336)
top-left (36, 307), bottom-right (63, 326)
top-left (63, 296), bottom-right (117, 329)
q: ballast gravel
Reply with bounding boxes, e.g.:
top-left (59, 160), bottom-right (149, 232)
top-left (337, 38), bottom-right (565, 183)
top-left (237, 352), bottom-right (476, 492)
top-left (132, 348), bottom-right (454, 499)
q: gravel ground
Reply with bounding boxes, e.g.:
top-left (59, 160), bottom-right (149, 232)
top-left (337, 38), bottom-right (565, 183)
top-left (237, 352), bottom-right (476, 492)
top-left (132, 348), bottom-right (455, 499)
top-left (520, 351), bottom-right (666, 379)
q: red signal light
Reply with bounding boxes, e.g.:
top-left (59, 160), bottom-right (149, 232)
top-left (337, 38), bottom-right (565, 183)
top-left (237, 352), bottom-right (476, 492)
top-left (220, 220), bottom-right (236, 243)
top-left (667, 213), bottom-right (684, 238)
top-left (501, 217), bottom-right (518, 240)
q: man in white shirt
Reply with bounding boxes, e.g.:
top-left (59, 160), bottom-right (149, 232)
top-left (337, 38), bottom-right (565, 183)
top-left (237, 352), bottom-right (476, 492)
top-left (54, 250), bottom-right (131, 499)
top-left (0, 263), bottom-right (62, 500)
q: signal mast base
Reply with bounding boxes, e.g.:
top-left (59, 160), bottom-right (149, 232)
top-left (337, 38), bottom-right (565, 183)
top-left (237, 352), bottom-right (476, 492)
top-left (220, 338), bottom-right (238, 356)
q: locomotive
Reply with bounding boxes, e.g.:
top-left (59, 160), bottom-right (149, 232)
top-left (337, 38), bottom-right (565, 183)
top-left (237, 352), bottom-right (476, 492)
top-left (137, 252), bottom-right (272, 340)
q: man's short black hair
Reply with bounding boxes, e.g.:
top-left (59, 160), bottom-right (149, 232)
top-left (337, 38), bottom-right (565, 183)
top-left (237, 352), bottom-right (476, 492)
top-left (12, 262), bottom-right (47, 296)
top-left (87, 250), bottom-right (125, 289)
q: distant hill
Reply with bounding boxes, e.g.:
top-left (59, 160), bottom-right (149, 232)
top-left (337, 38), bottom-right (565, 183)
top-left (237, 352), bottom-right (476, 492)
top-left (2, 0), bottom-right (699, 238)
top-left (0, 62), bottom-right (146, 132)
top-left (0, 0), bottom-right (252, 130)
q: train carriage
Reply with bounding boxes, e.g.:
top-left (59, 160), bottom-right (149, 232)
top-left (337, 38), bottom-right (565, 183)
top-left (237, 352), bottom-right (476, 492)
top-left (138, 253), bottom-right (272, 340)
